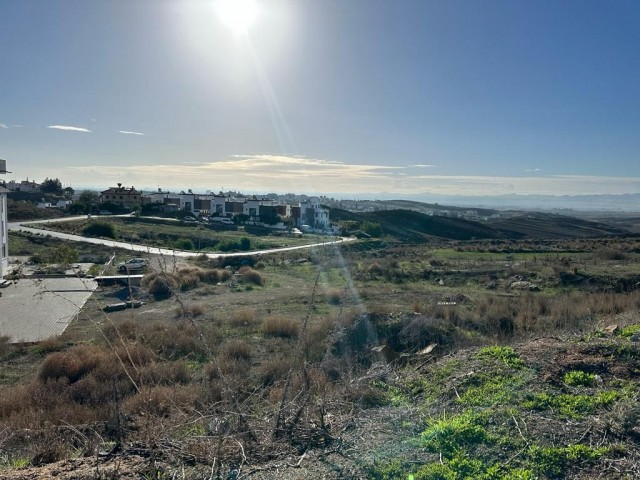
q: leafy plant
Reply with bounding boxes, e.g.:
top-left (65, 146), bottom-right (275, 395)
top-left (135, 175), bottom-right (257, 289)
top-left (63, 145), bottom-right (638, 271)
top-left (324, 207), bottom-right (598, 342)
top-left (563, 370), bottom-right (596, 387)
top-left (477, 346), bottom-right (525, 369)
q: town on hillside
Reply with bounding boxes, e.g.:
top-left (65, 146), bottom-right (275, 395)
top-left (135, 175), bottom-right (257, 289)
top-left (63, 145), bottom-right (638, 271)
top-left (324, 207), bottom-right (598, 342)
top-left (1, 177), bottom-right (334, 233)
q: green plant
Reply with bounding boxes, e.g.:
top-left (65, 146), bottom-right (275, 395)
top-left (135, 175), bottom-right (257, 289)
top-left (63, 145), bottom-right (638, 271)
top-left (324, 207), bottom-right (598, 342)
top-left (620, 324), bottom-right (640, 337)
top-left (82, 221), bottom-right (116, 239)
top-left (563, 370), bottom-right (596, 387)
top-left (528, 444), bottom-right (609, 478)
top-left (524, 390), bottom-right (620, 418)
top-left (421, 410), bottom-right (491, 456)
top-left (477, 346), bottom-right (525, 368)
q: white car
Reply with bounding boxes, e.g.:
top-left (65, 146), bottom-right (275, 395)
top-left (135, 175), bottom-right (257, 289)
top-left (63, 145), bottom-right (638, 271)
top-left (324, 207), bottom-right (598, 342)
top-left (116, 257), bottom-right (149, 272)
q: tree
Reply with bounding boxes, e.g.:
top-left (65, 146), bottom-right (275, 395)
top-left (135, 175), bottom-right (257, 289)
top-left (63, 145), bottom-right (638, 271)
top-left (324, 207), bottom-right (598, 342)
top-left (63, 186), bottom-right (75, 198)
top-left (40, 178), bottom-right (63, 195)
top-left (78, 190), bottom-right (99, 206)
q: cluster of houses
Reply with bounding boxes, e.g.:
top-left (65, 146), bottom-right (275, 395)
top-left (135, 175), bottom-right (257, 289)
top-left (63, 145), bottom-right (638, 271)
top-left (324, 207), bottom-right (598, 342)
top-left (100, 185), bottom-right (332, 231)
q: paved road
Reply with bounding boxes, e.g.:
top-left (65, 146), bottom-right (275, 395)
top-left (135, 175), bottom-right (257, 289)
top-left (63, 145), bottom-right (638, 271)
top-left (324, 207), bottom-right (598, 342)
top-left (8, 216), bottom-right (356, 259)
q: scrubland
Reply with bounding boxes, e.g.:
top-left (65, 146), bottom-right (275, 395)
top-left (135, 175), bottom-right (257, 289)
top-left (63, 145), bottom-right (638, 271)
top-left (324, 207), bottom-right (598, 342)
top-left (1, 235), bottom-right (640, 478)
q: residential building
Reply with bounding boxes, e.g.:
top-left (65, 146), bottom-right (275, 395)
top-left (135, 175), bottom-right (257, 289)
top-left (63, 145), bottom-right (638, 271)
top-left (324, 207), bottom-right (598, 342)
top-left (3, 178), bottom-right (40, 193)
top-left (0, 160), bottom-right (9, 280)
top-left (100, 184), bottom-right (141, 209)
top-left (296, 197), bottom-right (330, 229)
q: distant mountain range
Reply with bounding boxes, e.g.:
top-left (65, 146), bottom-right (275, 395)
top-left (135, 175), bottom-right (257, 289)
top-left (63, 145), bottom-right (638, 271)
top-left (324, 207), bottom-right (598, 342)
top-left (370, 193), bottom-right (640, 212)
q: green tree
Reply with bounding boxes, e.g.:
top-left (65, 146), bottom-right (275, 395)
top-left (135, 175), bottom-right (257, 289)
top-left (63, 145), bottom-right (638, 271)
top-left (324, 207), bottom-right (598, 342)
top-left (40, 178), bottom-right (63, 195)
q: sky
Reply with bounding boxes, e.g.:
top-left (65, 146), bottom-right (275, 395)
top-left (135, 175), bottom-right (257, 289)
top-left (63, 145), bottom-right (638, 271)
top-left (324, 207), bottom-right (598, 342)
top-left (1, 0), bottom-right (640, 199)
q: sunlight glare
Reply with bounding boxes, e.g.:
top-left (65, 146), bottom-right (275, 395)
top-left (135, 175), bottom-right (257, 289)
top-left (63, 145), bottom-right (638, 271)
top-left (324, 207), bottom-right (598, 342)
top-left (216, 0), bottom-right (259, 35)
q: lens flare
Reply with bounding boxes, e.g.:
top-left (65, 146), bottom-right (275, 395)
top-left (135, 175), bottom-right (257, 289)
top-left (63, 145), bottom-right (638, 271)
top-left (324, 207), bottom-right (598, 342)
top-left (216, 0), bottom-right (259, 34)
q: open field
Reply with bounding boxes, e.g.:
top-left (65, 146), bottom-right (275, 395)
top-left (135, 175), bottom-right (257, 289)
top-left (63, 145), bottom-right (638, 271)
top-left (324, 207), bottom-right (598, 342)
top-left (1, 228), bottom-right (640, 478)
top-left (24, 216), bottom-right (331, 252)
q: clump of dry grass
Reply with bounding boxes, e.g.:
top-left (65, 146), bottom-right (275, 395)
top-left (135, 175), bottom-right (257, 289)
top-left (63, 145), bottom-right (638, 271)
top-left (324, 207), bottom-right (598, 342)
top-left (39, 344), bottom-right (109, 383)
top-left (261, 316), bottom-right (299, 338)
top-left (123, 384), bottom-right (199, 417)
top-left (222, 339), bottom-right (252, 361)
top-left (258, 357), bottom-right (292, 386)
top-left (325, 288), bottom-right (342, 305)
top-left (228, 307), bottom-right (258, 328)
top-left (238, 266), bottom-right (265, 286)
top-left (142, 272), bottom-right (179, 297)
top-left (143, 322), bottom-right (209, 360)
top-left (175, 302), bottom-right (206, 318)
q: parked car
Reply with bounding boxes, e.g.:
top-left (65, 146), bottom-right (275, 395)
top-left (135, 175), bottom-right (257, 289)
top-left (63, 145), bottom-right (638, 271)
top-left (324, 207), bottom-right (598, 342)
top-left (211, 217), bottom-right (234, 225)
top-left (116, 257), bottom-right (149, 272)
top-left (184, 215), bottom-right (197, 222)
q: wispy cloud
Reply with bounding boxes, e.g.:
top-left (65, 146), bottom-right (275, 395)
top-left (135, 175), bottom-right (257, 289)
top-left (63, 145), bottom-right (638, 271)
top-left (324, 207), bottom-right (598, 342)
top-left (47, 125), bottom-right (92, 133)
top-left (525, 168), bottom-right (541, 172)
top-left (0, 123), bottom-right (7, 128)
top-left (62, 154), bottom-right (640, 196)
top-left (118, 130), bottom-right (145, 136)
top-left (410, 164), bottom-right (435, 168)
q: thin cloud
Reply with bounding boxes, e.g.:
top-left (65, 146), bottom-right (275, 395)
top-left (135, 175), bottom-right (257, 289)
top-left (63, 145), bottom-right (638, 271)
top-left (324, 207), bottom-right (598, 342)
top-left (0, 123), bottom-right (7, 128)
top-left (410, 164), bottom-right (435, 168)
top-left (119, 130), bottom-right (145, 136)
top-left (63, 155), bottom-right (640, 196)
top-left (525, 168), bottom-right (541, 172)
top-left (47, 125), bottom-right (92, 133)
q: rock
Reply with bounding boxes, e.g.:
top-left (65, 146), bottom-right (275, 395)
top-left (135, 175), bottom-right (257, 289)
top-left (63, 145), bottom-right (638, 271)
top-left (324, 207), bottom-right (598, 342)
top-left (602, 324), bottom-right (619, 336)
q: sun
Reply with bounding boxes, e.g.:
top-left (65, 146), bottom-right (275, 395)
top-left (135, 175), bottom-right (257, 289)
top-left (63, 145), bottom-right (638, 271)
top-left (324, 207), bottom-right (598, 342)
top-left (216, 0), bottom-right (259, 35)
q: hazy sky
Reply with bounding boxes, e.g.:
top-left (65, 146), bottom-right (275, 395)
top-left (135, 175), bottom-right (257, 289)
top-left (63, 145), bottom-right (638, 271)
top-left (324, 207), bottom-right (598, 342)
top-left (1, 0), bottom-right (639, 197)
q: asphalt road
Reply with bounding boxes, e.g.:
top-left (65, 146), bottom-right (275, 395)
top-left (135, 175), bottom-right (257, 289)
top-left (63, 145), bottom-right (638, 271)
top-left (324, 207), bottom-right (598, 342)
top-left (8, 215), bottom-right (356, 259)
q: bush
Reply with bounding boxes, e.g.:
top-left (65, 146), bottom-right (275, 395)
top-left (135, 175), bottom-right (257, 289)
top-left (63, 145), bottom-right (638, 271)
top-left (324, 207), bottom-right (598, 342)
top-left (174, 238), bottom-right (194, 250)
top-left (82, 221), bottom-right (116, 239)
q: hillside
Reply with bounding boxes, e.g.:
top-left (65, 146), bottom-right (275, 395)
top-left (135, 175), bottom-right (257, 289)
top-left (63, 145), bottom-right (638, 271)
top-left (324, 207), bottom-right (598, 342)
top-left (2, 326), bottom-right (639, 479)
top-left (490, 212), bottom-right (631, 239)
top-left (330, 208), bottom-right (512, 241)
top-left (331, 208), bottom-right (630, 242)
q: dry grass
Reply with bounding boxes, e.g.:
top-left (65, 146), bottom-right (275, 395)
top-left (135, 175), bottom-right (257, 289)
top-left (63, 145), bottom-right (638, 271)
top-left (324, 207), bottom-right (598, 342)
top-left (228, 307), bottom-right (258, 328)
top-left (238, 266), bottom-right (265, 286)
top-left (261, 316), bottom-right (300, 338)
top-left (175, 302), bottom-right (206, 318)
top-left (325, 288), bottom-right (342, 305)
top-left (222, 339), bottom-right (252, 361)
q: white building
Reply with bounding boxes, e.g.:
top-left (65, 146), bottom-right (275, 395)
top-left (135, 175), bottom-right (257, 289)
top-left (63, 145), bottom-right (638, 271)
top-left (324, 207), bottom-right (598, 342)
top-left (0, 160), bottom-right (9, 280)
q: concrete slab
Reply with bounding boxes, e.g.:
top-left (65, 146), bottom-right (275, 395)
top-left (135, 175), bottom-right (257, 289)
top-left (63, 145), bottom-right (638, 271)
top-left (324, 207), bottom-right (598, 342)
top-left (0, 277), bottom-right (97, 343)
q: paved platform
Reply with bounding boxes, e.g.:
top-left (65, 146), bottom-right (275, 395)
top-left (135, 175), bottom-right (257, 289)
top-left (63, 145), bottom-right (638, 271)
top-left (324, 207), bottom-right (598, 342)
top-left (0, 277), bottom-right (97, 343)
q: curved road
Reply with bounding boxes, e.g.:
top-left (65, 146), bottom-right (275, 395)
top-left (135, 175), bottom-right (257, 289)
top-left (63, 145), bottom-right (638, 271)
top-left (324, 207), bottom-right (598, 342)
top-left (8, 216), bottom-right (356, 259)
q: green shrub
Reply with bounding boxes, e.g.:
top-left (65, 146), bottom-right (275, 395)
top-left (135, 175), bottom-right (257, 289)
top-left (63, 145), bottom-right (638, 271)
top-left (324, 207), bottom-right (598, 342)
top-left (174, 237), bottom-right (194, 250)
top-left (82, 221), bottom-right (115, 239)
